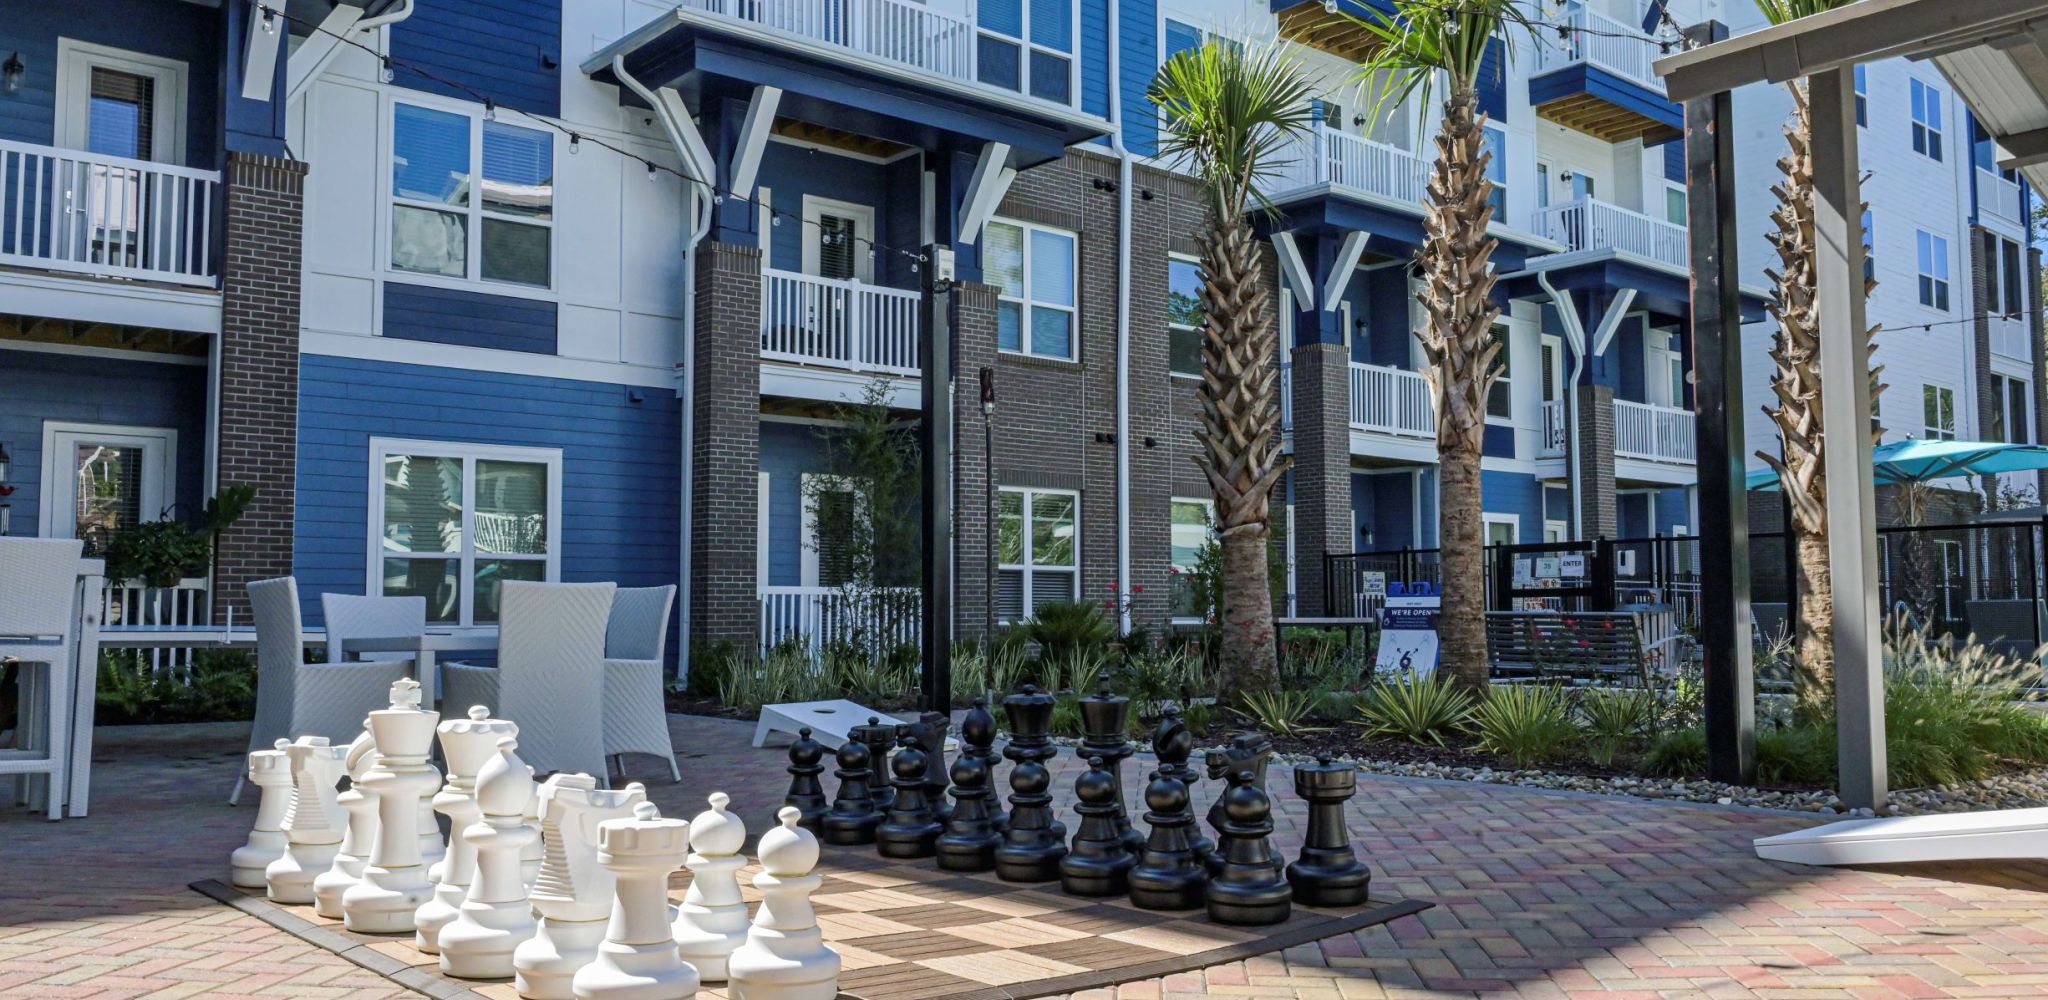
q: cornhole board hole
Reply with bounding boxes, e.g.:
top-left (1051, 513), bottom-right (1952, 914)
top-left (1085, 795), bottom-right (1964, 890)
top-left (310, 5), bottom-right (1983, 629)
top-left (1755, 807), bottom-right (2048, 866)
top-left (753, 700), bottom-right (957, 752)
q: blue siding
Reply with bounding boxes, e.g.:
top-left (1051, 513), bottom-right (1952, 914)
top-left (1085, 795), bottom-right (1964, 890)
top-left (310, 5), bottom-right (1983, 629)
top-left (391, 0), bottom-right (561, 117)
top-left (1081, 0), bottom-right (1110, 119)
top-left (1482, 423), bottom-right (1515, 458)
top-left (383, 283), bottom-right (559, 355)
top-left (0, 0), bottom-right (221, 169)
top-left (1664, 142), bottom-right (1685, 183)
top-left (1366, 268), bottom-right (1409, 368)
top-left (1617, 492), bottom-right (1652, 537)
top-left (293, 356), bottom-right (680, 631)
top-left (1481, 471), bottom-right (1544, 543)
top-left (760, 422), bottom-right (836, 587)
top-left (1653, 487), bottom-right (1690, 532)
top-left (1119, 0), bottom-right (1160, 155)
top-left (1357, 471), bottom-right (1418, 550)
top-left (1479, 39), bottom-right (1506, 122)
top-left (758, 142), bottom-right (920, 289)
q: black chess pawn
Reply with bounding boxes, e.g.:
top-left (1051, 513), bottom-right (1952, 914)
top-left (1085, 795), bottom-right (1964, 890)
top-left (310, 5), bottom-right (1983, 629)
top-left (1151, 705), bottom-right (1214, 868)
top-left (850, 716), bottom-right (902, 812)
top-left (1127, 769), bottom-right (1207, 911)
top-left (782, 727), bottom-right (829, 834)
top-left (1059, 757), bottom-right (1136, 897)
top-left (909, 711), bottom-right (953, 826)
top-left (822, 739), bottom-right (883, 846)
top-left (959, 697), bottom-right (1007, 834)
top-left (1204, 733), bottom-right (1281, 876)
top-left (936, 753), bottom-right (1001, 872)
top-left (1205, 769), bottom-right (1292, 926)
top-left (993, 758), bottom-right (1066, 882)
top-left (875, 738), bottom-right (942, 859)
top-left (1287, 756), bottom-right (1371, 907)
top-left (1076, 672), bottom-right (1142, 855)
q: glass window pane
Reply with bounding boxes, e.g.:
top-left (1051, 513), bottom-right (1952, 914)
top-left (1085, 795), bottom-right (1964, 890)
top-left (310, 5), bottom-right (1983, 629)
top-left (1030, 569), bottom-right (1075, 610)
top-left (978, 35), bottom-right (1021, 90)
top-left (998, 491), bottom-right (1024, 564)
top-left (475, 559), bottom-right (547, 623)
top-left (481, 217), bottom-right (550, 286)
top-left (73, 443), bottom-right (141, 554)
top-left (998, 301), bottom-right (1024, 351)
top-left (1030, 307), bottom-right (1072, 358)
top-left (1165, 19), bottom-right (1203, 59)
top-left (1030, 229), bottom-right (1075, 306)
top-left (481, 121), bottom-right (554, 219)
top-left (87, 68), bottom-right (153, 160)
top-left (1170, 501), bottom-right (1210, 570)
top-left (1031, 492), bottom-right (1076, 566)
top-left (475, 459), bottom-right (547, 554)
top-left (384, 556), bottom-right (460, 624)
top-left (1028, 51), bottom-right (1071, 103)
top-left (392, 205), bottom-right (468, 277)
top-left (394, 104), bottom-right (471, 205)
top-left (383, 455), bottom-right (464, 554)
top-left (997, 569), bottom-right (1025, 622)
top-left (1028, 0), bottom-right (1070, 50)
top-left (1168, 258), bottom-right (1203, 326)
top-left (979, 0), bottom-right (1021, 39)
top-left (985, 223), bottom-right (1024, 296)
top-left (1170, 327), bottom-right (1201, 377)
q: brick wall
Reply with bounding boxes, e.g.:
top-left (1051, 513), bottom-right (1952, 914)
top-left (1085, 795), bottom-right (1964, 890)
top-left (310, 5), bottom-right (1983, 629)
top-left (1576, 384), bottom-right (1617, 539)
top-left (692, 242), bottom-right (762, 648)
top-left (1290, 342), bottom-right (1351, 616)
top-left (1970, 227), bottom-right (1996, 450)
top-left (214, 152), bottom-right (307, 619)
top-left (952, 282), bottom-right (1000, 640)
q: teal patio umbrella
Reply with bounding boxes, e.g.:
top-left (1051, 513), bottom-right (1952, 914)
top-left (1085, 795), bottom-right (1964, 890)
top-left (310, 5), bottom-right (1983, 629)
top-left (1747, 439), bottom-right (2048, 491)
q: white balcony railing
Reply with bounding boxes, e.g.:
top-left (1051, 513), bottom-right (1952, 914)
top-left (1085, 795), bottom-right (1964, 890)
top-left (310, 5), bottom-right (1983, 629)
top-left (761, 267), bottom-right (922, 376)
top-left (678, 0), bottom-right (975, 86)
top-left (1992, 313), bottom-right (2032, 361)
top-left (1982, 171), bottom-right (2025, 227)
top-left (1540, 399), bottom-right (1567, 457)
top-left (101, 576), bottom-right (210, 676)
top-left (1613, 399), bottom-right (1695, 464)
top-left (1532, 196), bottom-right (1689, 269)
top-left (1265, 125), bottom-right (1428, 206)
top-left (1535, 4), bottom-right (1666, 94)
top-left (759, 585), bottom-right (921, 655)
top-left (1350, 362), bottom-right (1435, 438)
top-left (0, 139), bottom-right (219, 287)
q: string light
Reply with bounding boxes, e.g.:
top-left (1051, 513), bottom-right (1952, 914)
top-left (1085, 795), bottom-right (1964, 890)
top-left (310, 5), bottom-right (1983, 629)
top-left (568, 132), bottom-right (581, 155)
top-left (483, 98), bottom-right (496, 121)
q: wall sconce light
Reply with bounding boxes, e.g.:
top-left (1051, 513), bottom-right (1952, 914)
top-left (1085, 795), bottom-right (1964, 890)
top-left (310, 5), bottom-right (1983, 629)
top-left (2, 53), bottom-right (24, 96)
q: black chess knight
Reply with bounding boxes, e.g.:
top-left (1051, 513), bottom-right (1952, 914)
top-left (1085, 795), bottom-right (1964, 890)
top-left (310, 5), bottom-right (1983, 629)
top-left (1286, 756), bottom-right (1371, 906)
top-left (908, 711), bottom-right (953, 826)
top-left (1150, 706), bottom-right (1213, 867)
top-left (782, 727), bottom-right (829, 834)
top-left (1127, 768), bottom-right (1207, 910)
top-left (849, 717), bottom-right (903, 812)
top-left (1204, 732), bottom-right (1279, 876)
top-left (822, 739), bottom-right (882, 846)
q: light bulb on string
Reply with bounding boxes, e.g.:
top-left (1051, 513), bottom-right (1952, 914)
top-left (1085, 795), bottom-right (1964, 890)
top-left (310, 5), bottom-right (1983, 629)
top-left (569, 133), bottom-right (581, 154)
top-left (484, 99), bottom-right (496, 121)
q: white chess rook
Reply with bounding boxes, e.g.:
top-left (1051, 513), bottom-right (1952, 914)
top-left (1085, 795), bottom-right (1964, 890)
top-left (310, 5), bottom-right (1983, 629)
top-left (727, 807), bottom-right (840, 1000)
top-left (671, 791), bottom-right (747, 982)
top-left (515, 775), bottom-right (648, 1000)
top-left (314, 727), bottom-right (381, 918)
top-left (417, 706), bottom-right (517, 954)
top-left (439, 737), bottom-right (540, 978)
top-left (265, 736), bottom-right (348, 904)
top-left (571, 802), bottom-right (697, 1000)
top-left (342, 679), bottom-right (443, 933)
top-left (231, 740), bottom-right (293, 889)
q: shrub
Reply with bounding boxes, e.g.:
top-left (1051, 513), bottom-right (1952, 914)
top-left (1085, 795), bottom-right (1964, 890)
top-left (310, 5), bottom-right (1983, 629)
top-left (1356, 673), bottom-right (1473, 747)
top-left (1470, 685), bottom-right (1580, 767)
top-left (1025, 601), bottom-right (1116, 663)
top-left (1639, 727), bottom-right (1707, 778)
top-left (1233, 688), bottom-right (1327, 738)
top-left (1754, 724), bottom-right (1833, 787)
top-left (1181, 699), bottom-right (1215, 737)
top-left (95, 649), bottom-right (255, 725)
top-left (1576, 687), bottom-right (1657, 765)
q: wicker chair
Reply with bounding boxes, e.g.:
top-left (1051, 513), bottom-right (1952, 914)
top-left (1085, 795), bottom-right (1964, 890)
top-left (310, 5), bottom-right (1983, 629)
top-left (0, 538), bottom-right (85, 820)
top-left (603, 585), bottom-right (679, 782)
top-left (239, 578), bottom-right (409, 803)
top-left (440, 581), bottom-right (615, 781)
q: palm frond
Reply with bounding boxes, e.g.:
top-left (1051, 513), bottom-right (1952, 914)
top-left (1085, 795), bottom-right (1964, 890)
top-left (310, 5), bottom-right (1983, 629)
top-left (1148, 39), bottom-right (1318, 217)
top-left (1351, 0), bottom-right (1532, 124)
top-left (1753, 0), bottom-right (1865, 27)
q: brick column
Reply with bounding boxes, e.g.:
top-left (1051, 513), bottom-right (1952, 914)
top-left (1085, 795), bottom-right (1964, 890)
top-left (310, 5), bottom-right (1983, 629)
top-left (1970, 228), bottom-right (1997, 451)
top-left (213, 152), bottom-right (306, 620)
top-left (952, 282), bottom-right (999, 642)
top-left (690, 242), bottom-right (762, 650)
top-left (1575, 383), bottom-right (1617, 540)
top-left (1290, 342), bottom-right (1351, 617)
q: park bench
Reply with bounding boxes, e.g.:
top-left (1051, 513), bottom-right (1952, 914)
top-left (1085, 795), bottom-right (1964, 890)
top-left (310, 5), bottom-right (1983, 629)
top-left (1485, 610), bottom-right (1696, 687)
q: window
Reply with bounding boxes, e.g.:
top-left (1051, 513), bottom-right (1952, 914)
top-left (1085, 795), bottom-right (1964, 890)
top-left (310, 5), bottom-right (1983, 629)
top-left (1989, 235), bottom-right (2025, 317)
top-left (1922, 385), bottom-right (1956, 441)
top-left (1861, 209), bottom-right (1875, 283)
top-left (1916, 230), bottom-right (1950, 311)
top-left (1168, 498), bottom-right (1214, 618)
top-left (391, 103), bottom-right (554, 288)
top-left (38, 423), bottom-right (176, 556)
top-left (978, 0), bottom-right (1074, 104)
top-left (371, 440), bottom-right (560, 625)
top-left (1168, 255), bottom-right (1203, 377)
top-left (986, 219), bottom-right (1078, 360)
top-left (1486, 325), bottom-right (1512, 420)
top-left (802, 197), bottom-right (875, 283)
top-left (997, 487), bottom-right (1079, 621)
top-left (1910, 78), bottom-right (1943, 161)
top-left (1998, 375), bottom-right (2034, 444)
top-left (56, 40), bottom-right (188, 164)
top-left (1482, 126), bottom-right (1507, 218)
top-left (1536, 162), bottom-right (1550, 209)
top-left (1854, 64), bottom-right (1867, 128)
top-left (1663, 185), bottom-right (1686, 226)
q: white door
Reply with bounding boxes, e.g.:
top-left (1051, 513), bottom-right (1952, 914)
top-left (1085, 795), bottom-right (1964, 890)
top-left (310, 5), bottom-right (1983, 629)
top-left (802, 196), bottom-right (876, 284)
top-left (40, 423), bottom-right (177, 551)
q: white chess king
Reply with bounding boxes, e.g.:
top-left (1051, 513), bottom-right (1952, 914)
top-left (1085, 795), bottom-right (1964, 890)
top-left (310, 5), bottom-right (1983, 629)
top-left (417, 706), bottom-right (517, 954)
top-left (313, 726), bottom-right (380, 918)
top-left (341, 678), bottom-right (443, 933)
top-left (571, 801), bottom-right (697, 1000)
top-left (727, 807), bottom-right (840, 1000)
top-left (671, 791), bottom-right (747, 982)
top-left (231, 739), bottom-right (292, 888)
top-left (264, 736), bottom-right (348, 904)
top-left (439, 736), bottom-right (540, 978)
top-left (514, 774), bottom-right (647, 1000)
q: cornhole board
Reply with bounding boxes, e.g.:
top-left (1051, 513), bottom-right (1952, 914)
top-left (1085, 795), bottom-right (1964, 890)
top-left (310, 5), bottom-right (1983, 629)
top-left (753, 699), bottom-right (957, 752)
top-left (1755, 807), bottom-right (2048, 866)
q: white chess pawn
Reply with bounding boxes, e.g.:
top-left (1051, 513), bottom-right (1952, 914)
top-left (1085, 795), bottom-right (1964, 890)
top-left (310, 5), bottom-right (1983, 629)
top-left (522, 783), bottom-right (546, 888)
top-left (514, 774), bottom-right (648, 1000)
top-left (421, 787), bottom-right (447, 876)
top-left (313, 727), bottom-right (380, 918)
top-left (440, 737), bottom-right (540, 978)
top-left (342, 678), bottom-right (443, 933)
top-left (727, 807), bottom-right (840, 1000)
top-left (571, 801), bottom-right (697, 1000)
top-left (417, 706), bottom-right (517, 954)
top-left (264, 736), bottom-right (348, 904)
top-left (231, 739), bottom-right (292, 888)
top-left (671, 791), bottom-right (748, 982)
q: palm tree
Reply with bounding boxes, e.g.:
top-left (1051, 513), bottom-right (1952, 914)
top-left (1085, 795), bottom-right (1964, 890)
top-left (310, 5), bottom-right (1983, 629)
top-left (1749, 0), bottom-right (1884, 717)
top-left (1354, 0), bottom-right (1530, 693)
top-left (1150, 42), bottom-right (1316, 690)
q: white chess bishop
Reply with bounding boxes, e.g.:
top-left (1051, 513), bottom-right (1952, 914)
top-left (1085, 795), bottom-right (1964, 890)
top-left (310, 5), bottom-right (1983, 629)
top-left (671, 791), bottom-right (747, 982)
top-left (264, 736), bottom-right (348, 904)
top-left (313, 727), bottom-right (380, 918)
top-left (231, 739), bottom-right (292, 888)
top-left (341, 679), bottom-right (443, 933)
top-left (439, 737), bottom-right (540, 978)
top-left (571, 802), bottom-right (697, 1000)
top-left (514, 774), bottom-right (647, 1000)
top-left (726, 807), bottom-right (840, 1000)
top-left (416, 706), bottom-right (517, 954)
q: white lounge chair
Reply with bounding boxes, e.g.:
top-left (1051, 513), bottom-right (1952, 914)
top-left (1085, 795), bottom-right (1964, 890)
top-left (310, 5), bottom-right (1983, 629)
top-left (240, 578), bottom-right (409, 803)
top-left (441, 581), bottom-right (615, 781)
top-left (0, 538), bottom-right (84, 820)
top-left (602, 585), bottom-right (680, 782)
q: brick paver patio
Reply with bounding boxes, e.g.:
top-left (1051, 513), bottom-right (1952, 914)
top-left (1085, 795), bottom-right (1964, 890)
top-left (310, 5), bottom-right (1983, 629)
top-left (6, 713), bottom-right (2048, 999)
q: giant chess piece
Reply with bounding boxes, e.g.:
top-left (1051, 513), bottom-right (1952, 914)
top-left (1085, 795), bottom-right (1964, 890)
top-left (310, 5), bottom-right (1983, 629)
top-left (440, 737), bottom-right (539, 977)
top-left (1150, 706), bottom-right (1213, 868)
top-left (848, 717), bottom-right (902, 812)
top-left (958, 697), bottom-right (1006, 833)
top-left (417, 706), bottom-right (518, 954)
top-left (571, 802), bottom-right (697, 1000)
top-left (727, 807), bottom-right (841, 1000)
top-left (994, 685), bottom-right (1065, 882)
top-left (936, 751), bottom-right (1001, 872)
top-left (1128, 769), bottom-right (1208, 911)
top-left (1059, 757), bottom-right (1137, 896)
top-left (515, 775), bottom-right (647, 1000)
top-left (522, 791), bottom-right (547, 888)
top-left (264, 736), bottom-right (348, 904)
top-left (314, 728), bottom-right (381, 918)
top-left (1076, 673), bottom-right (1142, 855)
top-left (908, 711), bottom-right (952, 826)
top-left (782, 729), bottom-right (829, 834)
top-left (342, 678), bottom-right (444, 933)
top-left (820, 740), bottom-right (882, 846)
top-left (231, 739), bottom-right (292, 888)
top-left (1204, 770), bottom-right (1292, 926)
top-left (1203, 732), bottom-right (1279, 876)
top-left (1286, 756), bottom-right (1371, 907)
top-left (874, 738), bottom-right (941, 859)
top-left (672, 792), bottom-right (749, 982)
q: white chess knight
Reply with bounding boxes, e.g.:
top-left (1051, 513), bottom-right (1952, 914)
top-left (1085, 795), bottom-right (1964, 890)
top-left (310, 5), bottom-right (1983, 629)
top-left (727, 807), bottom-right (840, 1000)
top-left (264, 736), bottom-right (348, 904)
top-left (313, 727), bottom-right (380, 918)
top-left (231, 739), bottom-right (293, 888)
top-left (514, 774), bottom-right (648, 1000)
top-left (571, 802), bottom-right (697, 1000)
top-left (439, 737), bottom-right (540, 978)
top-left (341, 678), bottom-right (443, 933)
top-left (522, 788), bottom-right (546, 888)
top-left (671, 791), bottom-right (748, 982)
top-left (416, 706), bottom-right (517, 954)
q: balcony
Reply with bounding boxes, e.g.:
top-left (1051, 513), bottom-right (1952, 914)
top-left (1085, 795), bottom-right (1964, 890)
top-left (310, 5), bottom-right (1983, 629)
top-left (1981, 170), bottom-right (2025, 229)
top-left (1532, 197), bottom-right (1689, 270)
top-left (0, 140), bottom-right (219, 288)
top-left (1528, 6), bottom-right (1681, 144)
top-left (1350, 362), bottom-right (1435, 439)
top-left (677, 0), bottom-right (973, 88)
top-left (760, 267), bottom-right (922, 376)
top-left (1266, 126), bottom-right (1428, 208)
top-left (1540, 400), bottom-right (1567, 458)
top-left (1991, 312), bottom-right (2032, 362)
top-left (1614, 399), bottom-right (1695, 465)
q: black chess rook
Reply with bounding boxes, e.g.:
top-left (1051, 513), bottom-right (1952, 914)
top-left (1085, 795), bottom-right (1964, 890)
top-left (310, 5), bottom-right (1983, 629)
top-left (1286, 756), bottom-right (1371, 907)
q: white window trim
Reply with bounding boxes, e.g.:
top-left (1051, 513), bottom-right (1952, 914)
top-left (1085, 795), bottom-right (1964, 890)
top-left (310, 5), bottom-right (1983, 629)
top-left (798, 472), bottom-right (870, 587)
top-left (999, 486), bottom-right (1080, 623)
top-left (1168, 495), bottom-right (1214, 622)
top-left (757, 471), bottom-right (772, 588)
top-left (365, 437), bottom-right (563, 627)
top-left (990, 218), bottom-right (1080, 361)
top-left (38, 421), bottom-right (178, 541)
top-left (801, 196), bottom-right (877, 283)
top-left (1916, 229), bottom-right (1950, 311)
top-left (1853, 64), bottom-right (1868, 127)
top-left (1910, 77), bottom-right (1944, 161)
top-left (1483, 512), bottom-right (1520, 546)
top-left (979, 0), bottom-right (1082, 106)
top-left (1539, 333), bottom-right (1565, 402)
top-left (385, 97), bottom-right (557, 293)
top-left (55, 39), bottom-right (189, 165)
top-left (1168, 252), bottom-right (1203, 380)
top-left (1485, 323), bottom-right (1514, 425)
top-left (1922, 385), bottom-right (1958, 442)
top-left (1543, 519), bottom-right (1569, 544)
